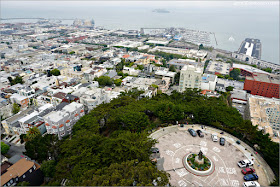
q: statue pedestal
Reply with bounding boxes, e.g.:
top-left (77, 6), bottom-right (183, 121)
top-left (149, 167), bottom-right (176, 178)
top-left (195, 156), bottom-right (204, 165)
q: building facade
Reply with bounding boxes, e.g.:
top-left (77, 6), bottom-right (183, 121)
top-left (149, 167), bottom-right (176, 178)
top-left (43, 102), bottom-right (84, 139)
top-left (179, 65), bottom-right (203, 92)
top-left (244, 73), bottom-right (280, 98)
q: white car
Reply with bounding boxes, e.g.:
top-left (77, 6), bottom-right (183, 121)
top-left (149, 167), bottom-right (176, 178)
top-left (211, 134), bottom-right (218, 142)
top-left (243, 181), bottom-right (260, 187)
top-left (238, 159), bottom-right (254, 168)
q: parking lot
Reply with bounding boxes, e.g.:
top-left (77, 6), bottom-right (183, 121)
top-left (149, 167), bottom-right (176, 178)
top-left (150, 125), bottom-right (271, 187)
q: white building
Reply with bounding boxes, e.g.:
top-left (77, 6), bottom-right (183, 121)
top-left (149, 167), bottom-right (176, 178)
top-left (179, 65), bottom-right (203, 92)
top-left (44, 102), bottom-right (84, 139)
top-left (201, 74), bottom-right (217, 91)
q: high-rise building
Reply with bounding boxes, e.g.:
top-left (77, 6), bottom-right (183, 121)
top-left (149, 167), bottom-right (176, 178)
top-left (179, 65), bottom-right (203, 92)
top-left (244, 73), bottom-right (280, 98)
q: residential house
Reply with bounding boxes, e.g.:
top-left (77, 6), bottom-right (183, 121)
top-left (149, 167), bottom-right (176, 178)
top-left (1, 158), bottom-right (43, 186)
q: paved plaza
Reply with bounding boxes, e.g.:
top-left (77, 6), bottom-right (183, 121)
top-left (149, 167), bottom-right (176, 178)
top-left (150, 125), bottom-right (274, 187)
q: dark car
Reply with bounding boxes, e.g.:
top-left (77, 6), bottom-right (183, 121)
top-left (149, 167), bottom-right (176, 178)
top-left (150, 148), bottom-right (159, 153)
top-left (188, 128), bottom-right (197, 137)
top-left (196, 130), bottom-right (204, 137)
top-left (220, 137), bottom-right (226, 146)
top-left (242, 168), bottom-right (256, 175)
top-left (244, 174), bottom-right (258, 181)
top-left (236, 140), bottom-right (241, 144)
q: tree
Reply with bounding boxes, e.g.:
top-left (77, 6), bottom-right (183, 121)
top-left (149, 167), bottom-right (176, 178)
top-left (25, 135), bottom-right (59, 163)
top-left (41, 160), bottom-right (57, 178)
top-left (14, 76), bottom-right (24, 84)
top-left (26, 127), bottom-right (41, 141)
top-left (229, 68), bottom-right (241, 80)
top-left (69, 51), bottom-right (75, 54)
top-left (50, 69), bottom-right (60, 76)
top-left (114, 79), bottom-right (122, 86)
top-left (76, 160), bottom-right (169, 186)
top-left (151, 84), bottom-right (158, 89)
top-left (174, 72), bottom-right (180, 85)
top-left (262, 67), bottom-right (272, 73)
top-left (199, 44), bottom-right (204, 50)
top-left (226, 86), bottom-right (234, 92)
top-left (96, 76), bottom-right (113, 87)
top-left (12, 103), bottom-right (20, 114)
top-left (136, 65), bottom-right (144, 70)
top-left (8, 76), bottom-right (24, 86)
top-left (1, 142), bottom-right (10, 154)
top-left (169, 65), bottom-right (176, 72)
top-left (16, 181), bottom-right (30, 186)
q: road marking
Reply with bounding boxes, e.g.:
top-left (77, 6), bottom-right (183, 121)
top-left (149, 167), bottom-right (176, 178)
top-left (173, 143), bottom-right (182, 148)
top-left (218, 167), bottom-right (226, 174)
top-left (226, 167), bottom-right (237, 175)
top-left (178, 180), bottom-right (187, 187)
top-left (200, 140), bottom-right (207, 147)
top-left (175, 157), bottom-right (180, 163)
top-left (213, 147), bottom-right (221, 152)
top-left (176, 168), bottom-right (188, 177)
top-left (165, 150), bottom-right (175, 157)
top-left (212, 155), bottom-right (218, 161)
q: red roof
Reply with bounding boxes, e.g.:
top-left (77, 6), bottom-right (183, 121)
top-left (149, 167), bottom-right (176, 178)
top-left (45, 123), bottom-right (50, 126)
top-left (80, 109), bottom-right (84, 113)
top-left (75, 113), bottom-right (79, 117)
top-left (59, 124), bottom-right (64, 128)
top-left (52, 126), bottom-right (57, 129)
top-left (66, 120), bottom-right (70, 123)
top-left (122, 54), bottom-right (130, 58)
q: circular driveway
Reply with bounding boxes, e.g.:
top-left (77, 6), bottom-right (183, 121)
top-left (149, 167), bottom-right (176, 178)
top-left (150, 125), bottom-right (272, 187)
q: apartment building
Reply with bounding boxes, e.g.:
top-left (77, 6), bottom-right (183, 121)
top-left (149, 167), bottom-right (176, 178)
top-left (179, 65), bottom-right (203, 92)
top-left (43, 102), bottom-right (84, 139)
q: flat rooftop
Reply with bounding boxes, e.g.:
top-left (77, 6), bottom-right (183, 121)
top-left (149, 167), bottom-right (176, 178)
top-left (248, 73), bottom-right (280, 84)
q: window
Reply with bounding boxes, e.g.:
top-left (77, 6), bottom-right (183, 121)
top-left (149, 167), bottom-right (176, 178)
top-left (29, 169), bottom-right (32, 173)
top-left (33, 165), bottom-right (36, 169)
top-left (9, 179), bottom-right (13, 183)
top-left (23, 174), bottom-right (26, 178)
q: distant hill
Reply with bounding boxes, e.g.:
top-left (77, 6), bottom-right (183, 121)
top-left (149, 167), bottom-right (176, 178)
top-left (152, 9), bottom-right (170, 13)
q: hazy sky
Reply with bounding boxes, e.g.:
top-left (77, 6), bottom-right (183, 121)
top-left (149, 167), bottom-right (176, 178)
top-left (1, 1), bottom-right (279, 8)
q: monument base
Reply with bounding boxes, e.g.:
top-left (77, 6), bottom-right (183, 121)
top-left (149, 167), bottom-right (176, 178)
top-left (195, 156), bottom-right (204, 165)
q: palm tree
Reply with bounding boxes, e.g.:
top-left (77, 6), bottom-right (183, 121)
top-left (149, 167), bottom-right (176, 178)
top-left (26, 127), bottom-right (41, 141)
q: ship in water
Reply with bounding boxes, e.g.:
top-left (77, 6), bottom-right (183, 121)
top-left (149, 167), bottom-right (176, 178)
top-left (237, 38), bottom-right (262, 59)
top-left (152, 9), bottom-right (170, 13)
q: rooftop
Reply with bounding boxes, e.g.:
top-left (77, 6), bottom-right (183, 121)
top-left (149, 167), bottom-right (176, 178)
top-left (1, 158), bottom-right (39, 186)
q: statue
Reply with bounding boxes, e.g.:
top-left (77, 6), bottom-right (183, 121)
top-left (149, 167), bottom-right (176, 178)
top-left (198, 150), bottom-right (203, 160)
top-left (195, 150), bottom-right (204, 165)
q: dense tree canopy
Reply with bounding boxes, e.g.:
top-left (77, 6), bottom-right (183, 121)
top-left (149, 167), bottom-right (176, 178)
top-left (95, 76), bottom-right (113, 86)
top-left (12, 103), bottom-right (20, 114)
top-left (1, 142), bottom-right (10, 154)
top-left (50, 69), bottom-right (61, 76)
top-left (229, 68), bottom-right (241, 80)
top-left (8, 76), bottom-right (24, 86)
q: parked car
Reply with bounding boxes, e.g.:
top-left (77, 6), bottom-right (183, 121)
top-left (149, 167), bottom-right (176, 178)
top-left (243, 181), bottom-right (260, 187)
top-left (236, 140), bottom-right (241, 144)
top-left (150, 147), bottom-right (159, 153)
top-left (188, 128), bottom-right (197, 137)
top-left (211, 134), bottom-right (218, 142)
top-left (238, 159), bottom-right (254, 168)
top-left (244, 174), bottom-right (258, 181)
top-left (196, 130), bottom-right (204, 137)
top-left (219, 137), bottom-right (226, 146)
top-left (242, 168), bottom-right (256, 175)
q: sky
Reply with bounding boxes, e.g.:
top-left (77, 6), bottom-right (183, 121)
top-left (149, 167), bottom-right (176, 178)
top-left (1, 1), bottom-right (279, 9)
